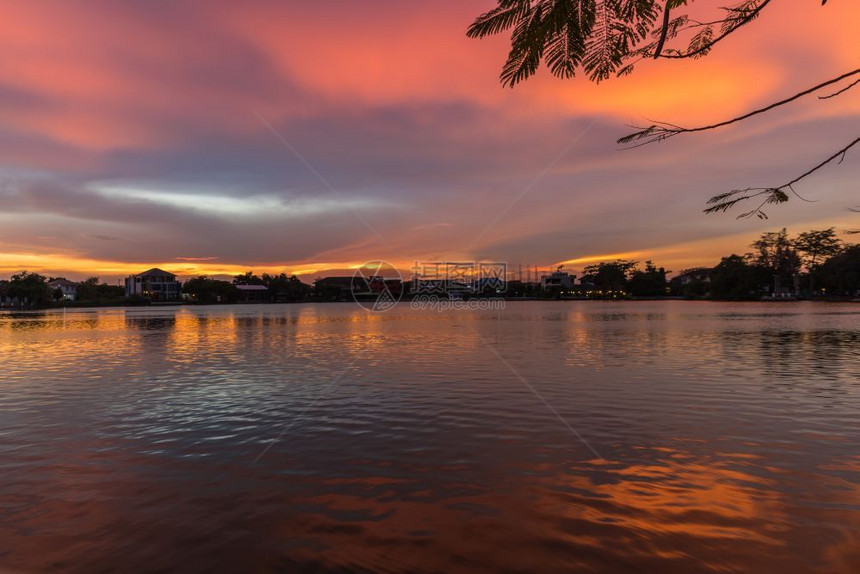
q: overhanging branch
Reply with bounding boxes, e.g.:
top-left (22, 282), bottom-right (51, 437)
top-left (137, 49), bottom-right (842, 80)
top-left (819, 78), bottom-right (860, 100)
top-left (618, 69), bottom-right (860, 147)
top-left (704, 138), bottom-right (860, 219)
top-left (658, 0), bottom-right (772, 59)
top-left (653, 4), bottom-right (672, 59)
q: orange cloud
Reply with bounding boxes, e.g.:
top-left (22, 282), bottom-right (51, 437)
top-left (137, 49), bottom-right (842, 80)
top-left (0, 1), bottom-right (857, 277)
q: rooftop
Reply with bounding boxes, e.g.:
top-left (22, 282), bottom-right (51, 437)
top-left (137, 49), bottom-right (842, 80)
top-left (131, 268), bottom-right (177, 279)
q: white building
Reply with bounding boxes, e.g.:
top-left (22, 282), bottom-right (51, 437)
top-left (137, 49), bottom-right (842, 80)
top-left (48, 278), bottom-right (78, 301)
top-left (541, 269), bottom-right (576, 291)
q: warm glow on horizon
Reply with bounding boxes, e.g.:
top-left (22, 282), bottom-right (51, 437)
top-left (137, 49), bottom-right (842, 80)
top-left (4, 216), bottom-right (858, 283)
top-left (0, 252), bottom-right (388, 282)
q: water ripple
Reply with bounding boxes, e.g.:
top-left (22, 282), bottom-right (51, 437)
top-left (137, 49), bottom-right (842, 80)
top-left (1, 302), bottom-right (858, 572)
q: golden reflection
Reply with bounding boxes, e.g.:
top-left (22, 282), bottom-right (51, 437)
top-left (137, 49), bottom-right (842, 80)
top-left (167, 310), bottom-right (238, 365)
top-left (3, 306), bottom-right (859, 572)
top-left (236, 444), bottom-right (860, 572)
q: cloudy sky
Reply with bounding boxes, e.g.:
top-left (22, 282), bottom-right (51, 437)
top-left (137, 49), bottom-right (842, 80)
top-left (1, 0), bottom-right (858, 281)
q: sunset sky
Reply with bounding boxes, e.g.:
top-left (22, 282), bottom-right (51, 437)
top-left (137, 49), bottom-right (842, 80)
top-left (1, 0), bottom-right (858, 281)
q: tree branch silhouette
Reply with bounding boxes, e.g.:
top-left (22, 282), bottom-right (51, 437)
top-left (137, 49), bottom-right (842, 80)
top-left (652, 4), bottom-right (672, 59)
top-left (819, 78), bottom-right (860, 100)
top-left (704, 138), bottom-right (860, 219)
top-left (657, 0), bottom-right (772, 59)
top-left (619, 69), bottom-right (860, 147)
top-left (469, 0), bottom-right (851, 217)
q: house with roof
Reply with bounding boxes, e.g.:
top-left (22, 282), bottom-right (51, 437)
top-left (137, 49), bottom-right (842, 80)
top-left (314, 276), bottom-right (360, 300)
top-left (48, 278), bottom-right (78, 301)
top-left (674, 268), bottom-right (712, 285)
top-left (669, 267), bottom-right (713, 297)
top-left (541, 269), bottom-right (576, 291)
top-left (124, 268), bottom-right (182, 302)
top-left (235, 284), bottom-right (269, 303)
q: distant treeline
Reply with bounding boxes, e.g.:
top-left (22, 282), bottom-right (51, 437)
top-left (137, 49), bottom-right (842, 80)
top-left (557, 227), bottom-right (858, 300)
top-left (2, 227), bottom-right (858, 308)
top-left (0, 275), bottom-right (128, 309)
top-left (186, 272), bottom-right (312, 304)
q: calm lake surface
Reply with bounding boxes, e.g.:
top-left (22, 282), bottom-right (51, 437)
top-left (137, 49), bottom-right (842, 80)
top-left (1, 301), bottom-right (858, 573)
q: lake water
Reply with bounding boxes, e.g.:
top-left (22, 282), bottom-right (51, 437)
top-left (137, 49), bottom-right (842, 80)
top-left (1, 301), bottom-right (858, 573)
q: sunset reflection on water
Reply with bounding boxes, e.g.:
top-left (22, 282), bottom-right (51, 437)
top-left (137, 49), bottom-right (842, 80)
top-left (1, 302), bottom-right (858, 572)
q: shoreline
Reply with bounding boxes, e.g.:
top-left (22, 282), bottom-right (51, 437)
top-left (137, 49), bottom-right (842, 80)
top-left (2, 297), bottom-right (858, 313)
